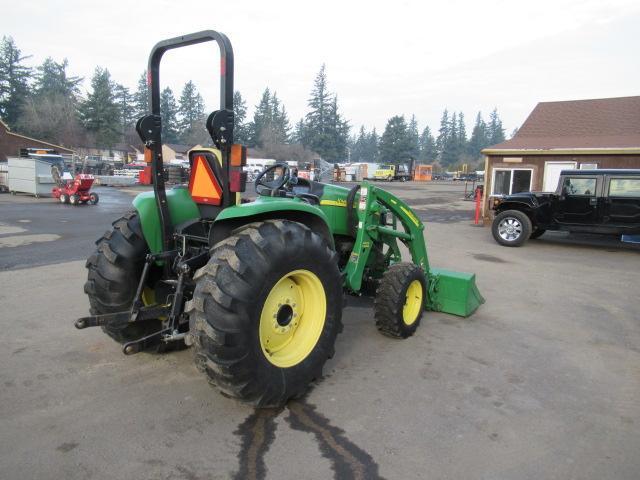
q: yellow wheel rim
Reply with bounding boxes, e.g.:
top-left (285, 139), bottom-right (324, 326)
top-left (142, 287), bottom-right (167, 320)
top-left (402, 280), bottom-right (423, 326)
top-left (259, 270), bottom-right (326, 368)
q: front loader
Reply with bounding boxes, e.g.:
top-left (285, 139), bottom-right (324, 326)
top-left (76, 30), bottom-right (484, 407)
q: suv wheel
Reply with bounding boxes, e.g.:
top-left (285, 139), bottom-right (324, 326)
top-left (492, 210), bottom-right (532, 247)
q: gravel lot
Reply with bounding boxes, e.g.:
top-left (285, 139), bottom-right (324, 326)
top-left (0, 182), bottom-right (638, 480)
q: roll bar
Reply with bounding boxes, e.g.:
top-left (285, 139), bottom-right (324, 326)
top-left (136, 30), bottom-right (235, 254)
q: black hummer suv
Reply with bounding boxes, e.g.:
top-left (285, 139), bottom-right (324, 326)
top-left (491, 169), bottom-right (640, 247)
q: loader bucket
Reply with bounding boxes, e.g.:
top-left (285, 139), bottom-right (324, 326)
top-left (426, 268), bottom-right (485, 317)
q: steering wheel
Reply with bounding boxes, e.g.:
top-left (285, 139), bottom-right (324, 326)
top-left (255, 163), bottom-right (291, 195)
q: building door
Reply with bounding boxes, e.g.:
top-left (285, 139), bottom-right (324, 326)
top-left (543, 162), bottom-right (576, 192)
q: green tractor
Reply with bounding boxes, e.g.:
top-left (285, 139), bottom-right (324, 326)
top-left (76, 30), bottom-right (484, 407)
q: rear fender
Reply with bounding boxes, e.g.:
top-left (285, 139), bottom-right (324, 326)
top-left (133, 187), bottom-right (200, 253)
top-left (211, 198), bottom-right (334, 248)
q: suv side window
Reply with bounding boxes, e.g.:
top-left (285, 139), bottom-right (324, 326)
top-left (608, 178), bottom-right (640, 197)
top-left (562, 177), bottom-right (596, 196)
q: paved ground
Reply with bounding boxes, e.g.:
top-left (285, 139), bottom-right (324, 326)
top-left (0, 182), bottom-right (639, 480)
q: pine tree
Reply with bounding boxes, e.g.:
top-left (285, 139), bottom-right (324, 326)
top-left (303, 65), bottom-right (349, 162)
top-left (270, 92), bottom-right (291, 144)
top-left (132, 71), bottom-right (148, 120)
top-left (436, 109), bottom-right (449, 160)
top-left (487, 108), bottom-right (505, 145)
top-left (407, 114), bottom-right (420, 160)
top-left (419, 126), bottom-right (437, 163)
top-left (114, 84), bottom-right (134, 142)
top-left (250, 87), bottom-right (272, 147)
top-left (351, 126), bottom-right (368, 162)
top-left (160, 87), bottom-right (179, 144)
top-left (0, 36), bottom-right (32, 127)
top-left (232, 90), bottom-right (250, 144)
top-left (467, 111), bottom-right (488, 159)
top-left (379, 115), bottom-right (413, 164)
top-left (33, 57), bottom-right (82, 99)
top-left (367, 128), bottom-right (380, 162)
top-left (291, 118), bottom-right (305, 144)
top-left (177, 80), bottom-right (205, 143)
top-left (78, 67), bottom-right (120, 147)
top-left (457, 112), bottom-right (467, 147)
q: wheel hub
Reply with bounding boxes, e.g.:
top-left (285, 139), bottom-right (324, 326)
top-left (259, 270), bottom-right (326, 368)
top-left (498, 217), bottom-right (522, 241)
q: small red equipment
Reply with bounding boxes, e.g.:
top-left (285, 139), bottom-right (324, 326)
top-left (52, 174), bottom-right (99, 206)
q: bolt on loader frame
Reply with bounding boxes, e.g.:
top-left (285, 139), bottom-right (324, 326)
top-left (76, 30), bottom-right (484, 407)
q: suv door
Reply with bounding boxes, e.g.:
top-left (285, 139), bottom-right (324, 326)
top-left (554, 175), bottom-right (600, 226)
top-left (602, 175), bottom-right (640, 233)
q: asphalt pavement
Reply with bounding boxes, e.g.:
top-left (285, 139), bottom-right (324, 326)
top-left (0, 182), bottom-right (639, 480)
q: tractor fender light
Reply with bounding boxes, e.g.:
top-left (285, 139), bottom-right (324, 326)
top-left (230, 169), bottom-right (247, 193)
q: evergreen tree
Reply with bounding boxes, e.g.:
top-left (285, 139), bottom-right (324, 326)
top-left (419, 126), bottom-right (437, 162)
top-left (351, 126), bottom-right (368, 162)
top-left (270, 92), bottom-right (291, 144)
top-left (18, 56), bottom-right (83, 146)
top-left (159, 87), bottom-right (179, 143)
top-left (510, 126), bottom-right (519, 139)
top-left (407, 114), bottom-right (420, 161)
top-left (33, 57), bottom-right (82, 99)
top-left (114, 83), bottom-right (134, 141)
top-left (177, 80), bottom-right (205, 143)
top-left (379, 115), bottom-right (413, 164)
top-left (487, 108), bottom-right (505, 145)
top-left (303, 65), bottom-right (349, 161)
top-left (78, 67), bottom-right (120, 147)
top-left (132, 71), bottom-right (148, 119)
top-left (366, 128), bottom-right (379, 162)
top-left (457, 112), bottom-right (467, 146)
top-left (232, 90), bottom-right (250, 144)
top-left (0, 36), bottom-right (32, 127)
top-left (250, 87), bottom-right (272, 147)
top-left (467, 111), bottom-right (488, 159)
top-left (436, 109), bottom-right (449, 159)
top-left (291, 118), bottom-right (305, 144)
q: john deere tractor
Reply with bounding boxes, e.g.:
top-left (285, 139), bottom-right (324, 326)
top-left (76, 30), bottom-right (484, 407)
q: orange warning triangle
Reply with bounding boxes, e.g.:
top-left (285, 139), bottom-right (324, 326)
top-left (189, 155), bottom-right (222, 205)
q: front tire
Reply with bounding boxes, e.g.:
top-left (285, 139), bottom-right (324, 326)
top-left (374, 263), bottom-right (426, 338)
top-left (189, 220), bottom-right (343, 407)
top-left (492, 210), bottom-right (532, 247)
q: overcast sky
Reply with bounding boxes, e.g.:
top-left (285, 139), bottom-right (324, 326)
top-left (2, 0), bottom-right (639, 136)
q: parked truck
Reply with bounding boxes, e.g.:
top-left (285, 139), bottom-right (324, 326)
top-left (373, 164), bottom-right (412, 182)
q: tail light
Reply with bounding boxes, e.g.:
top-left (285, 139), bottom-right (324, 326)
top-left (229, 144), bottom-right (247, 193)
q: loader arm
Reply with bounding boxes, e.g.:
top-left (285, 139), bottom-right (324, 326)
top-left (344, 181), bottom-right (429, 291)
top-left (344, 181), bottom-right (484, 317)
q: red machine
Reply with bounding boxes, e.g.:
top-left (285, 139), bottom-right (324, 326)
top-left (52, 173), bottom-right (99, 205)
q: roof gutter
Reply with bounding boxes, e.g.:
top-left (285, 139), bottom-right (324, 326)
top-left (481, 147), bottom-right (640, 156)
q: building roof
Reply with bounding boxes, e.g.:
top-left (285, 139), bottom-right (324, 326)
top-left (0, 117), bottom-right (75, 153)
top-left (165, 143), bottom-right (193, 153)
top-left (483, 96), bottom-right (640, 154)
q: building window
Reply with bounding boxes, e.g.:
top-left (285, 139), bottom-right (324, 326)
top-left (580, 163), bottom-right (598, 170)
top-left (492, 168), bottom-right (533, 195)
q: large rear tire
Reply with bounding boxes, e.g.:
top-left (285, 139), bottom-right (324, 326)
top-left (84, 212), bottom-right (180, 351)
top-left (189, 220), bottom-right (343, 407)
